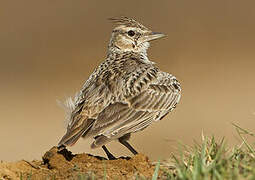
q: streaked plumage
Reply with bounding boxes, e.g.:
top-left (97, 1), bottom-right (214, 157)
top-left (58, 17), bottom-right (181, 157)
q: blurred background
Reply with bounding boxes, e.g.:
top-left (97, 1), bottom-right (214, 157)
top-left (1, 0), bottom-right (255, 161)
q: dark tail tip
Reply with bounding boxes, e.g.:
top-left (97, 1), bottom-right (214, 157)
top-left (57, 144), bottom-right (66, 151)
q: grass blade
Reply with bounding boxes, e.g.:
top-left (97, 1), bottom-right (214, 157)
top-left (152, 160), bottom-right (160, 180)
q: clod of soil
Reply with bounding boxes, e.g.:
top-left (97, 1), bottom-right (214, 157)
top-left (0, 146), bottom-right (164, 179)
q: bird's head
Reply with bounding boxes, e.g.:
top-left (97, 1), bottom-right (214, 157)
top-left (108, 17), bottom-right (165, 54)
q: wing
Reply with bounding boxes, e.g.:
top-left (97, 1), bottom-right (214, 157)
top-left (89, 65), bottom-right (181, 147)
top-left (58, 68), bottom-right (115, 147)
top-left (129, 71), bottom-right (181, 113)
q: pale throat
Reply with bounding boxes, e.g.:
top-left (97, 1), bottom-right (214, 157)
top-left (107, 33), bottom-right (154, 63)
top-left (109, 37), bottom-right (150, 57)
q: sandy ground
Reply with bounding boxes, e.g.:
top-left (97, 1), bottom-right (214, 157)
top-left (0, 147), bottom-right (170, 180)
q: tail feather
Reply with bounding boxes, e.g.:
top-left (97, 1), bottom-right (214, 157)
top-left (58, 118), bottom-right (95, 147)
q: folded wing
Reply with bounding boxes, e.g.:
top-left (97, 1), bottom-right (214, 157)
top-left (89, 70), bottom-right (181, 147)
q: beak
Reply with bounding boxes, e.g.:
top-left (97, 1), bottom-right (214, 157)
top-left (139, 32), bottom-right (166, 43)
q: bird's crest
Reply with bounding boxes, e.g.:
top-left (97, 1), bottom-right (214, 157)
top-left (109, 16), bottom-right (148, 30)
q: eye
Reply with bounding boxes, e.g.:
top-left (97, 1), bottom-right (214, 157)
top-left (127, 30), bottom-right (135, 37)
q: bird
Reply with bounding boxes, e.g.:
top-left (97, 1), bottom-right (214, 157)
top-left (58, 17), bottom-right (181, 160)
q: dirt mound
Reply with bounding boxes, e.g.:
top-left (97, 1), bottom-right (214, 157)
top-left (0, 147), bottom-right (166, 179)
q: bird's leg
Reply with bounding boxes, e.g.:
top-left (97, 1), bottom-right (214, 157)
top-left (101, 145), bottom-right (116, 160)
top-left (118, 134), bottom-right (138, 155)
top-left (94, 135), bottom-right (116, 160)
top-left (119, 140), bottom-right (138, 155)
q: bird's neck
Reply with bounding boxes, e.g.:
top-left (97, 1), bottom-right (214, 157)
top-left (107, 45), bottom-right (153, 64)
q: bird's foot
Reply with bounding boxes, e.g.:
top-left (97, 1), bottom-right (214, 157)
top-left (107, 153), bottom-right (117, 160)
top-left (117, 156), bottom-right (131, 160)
top-left (57, 146), bottom-right (75, 161)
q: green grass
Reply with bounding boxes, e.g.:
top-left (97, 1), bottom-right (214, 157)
top-left (161, 124), bottom-right (255, 180)
top-left (152, 160), bottom-right (161, 180)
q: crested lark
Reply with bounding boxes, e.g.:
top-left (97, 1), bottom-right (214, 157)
top-left (58, 17), bottom-right (181, 159)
